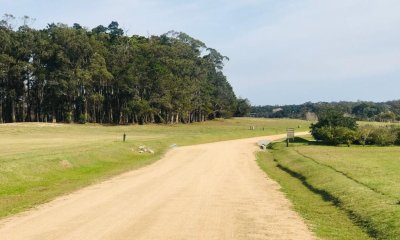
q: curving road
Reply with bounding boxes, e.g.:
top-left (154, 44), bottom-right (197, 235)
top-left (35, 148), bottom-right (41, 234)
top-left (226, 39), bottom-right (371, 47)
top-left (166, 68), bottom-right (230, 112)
top-left (0, 133), bottom-right (314, 240)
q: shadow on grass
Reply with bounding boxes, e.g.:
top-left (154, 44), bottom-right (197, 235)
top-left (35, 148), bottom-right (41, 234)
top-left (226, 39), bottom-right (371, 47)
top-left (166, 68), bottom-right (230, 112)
top-left (275, 161), bottom-right (379, 239)
top-left (275, 162), bottom-right (340, 204)
top-left (284, 137), bottom-right (326, 146)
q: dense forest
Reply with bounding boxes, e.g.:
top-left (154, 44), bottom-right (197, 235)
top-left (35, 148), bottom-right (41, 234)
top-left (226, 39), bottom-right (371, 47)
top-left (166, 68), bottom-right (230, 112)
top-left (0, 15), bottom-right (247, 124)
top-left (252, 100), bottom-right (400, 122)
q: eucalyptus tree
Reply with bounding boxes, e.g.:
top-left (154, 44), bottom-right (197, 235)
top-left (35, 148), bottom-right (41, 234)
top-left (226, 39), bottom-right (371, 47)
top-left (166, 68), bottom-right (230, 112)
top-left (0, 17), bottom-right (239, 124)
top-left (0, 27), bottom-right (13, 123)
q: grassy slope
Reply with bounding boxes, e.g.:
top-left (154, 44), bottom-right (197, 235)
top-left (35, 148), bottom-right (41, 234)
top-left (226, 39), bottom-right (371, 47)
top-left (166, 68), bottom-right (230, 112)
top-left (257, 151), bottom-right (371, 240)
top-left (0, 118), bottom-right (308, 219)
top-left (261, 138), bottom-right (400, 239)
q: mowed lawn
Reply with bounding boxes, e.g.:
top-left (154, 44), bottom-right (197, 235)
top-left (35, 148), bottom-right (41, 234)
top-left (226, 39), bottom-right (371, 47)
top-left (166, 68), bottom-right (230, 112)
top-left (0, 118), bottom-right (309, 219)
top-left (295, 146), bottom-right (400, 200)
top-left (260, 138), bottom-right (400, 240)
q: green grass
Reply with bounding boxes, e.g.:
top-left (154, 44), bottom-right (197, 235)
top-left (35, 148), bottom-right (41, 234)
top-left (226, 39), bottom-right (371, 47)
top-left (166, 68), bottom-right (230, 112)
top-left (259, 137), bottom-right (400, 239)
top-left (0, 118), bottom-right (309, 219)
top-left (257, 151), bottom-right (371, 240)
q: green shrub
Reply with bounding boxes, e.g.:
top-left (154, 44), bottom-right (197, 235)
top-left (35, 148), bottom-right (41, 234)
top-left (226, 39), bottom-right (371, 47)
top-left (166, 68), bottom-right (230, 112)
top-left (311, 109), bottom-right (358, 145)
top-left (65, 112), bottom-right (73, 123)
top-left (390, 126), bottom-right (400, 145)
top-left (333, 127), bottom-right (356, 146)
top-left (78, 114), bottom-right (87, 124)
top-left (312, 126), bottom-right (356, 146)
top-left (310, 108), bottom-right (400, 147)
top-left (370, 127), bottom-right (397, 146)
top-left (311, 126), bottom-right (333, 143)
top-left (356, 125), bottom-right (375, 146)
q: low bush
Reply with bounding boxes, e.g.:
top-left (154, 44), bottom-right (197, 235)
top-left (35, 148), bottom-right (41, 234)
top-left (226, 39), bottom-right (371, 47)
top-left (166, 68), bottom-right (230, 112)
top-left (311, 109), bottom-right (358, 146)
top-left (310, 110), bottom-right (400, 146)
top-left (354, 125), bottom-right (399, 146)
top-left (313, 127), bottom-right (356, 146)
top-left (369, 126), bottom-right (397, 146)
top-left (65, 112), bottom-right (73, 123)
top-left (334, 127), bottom-right (356, 146)
top-left (392, 126), bottom-right (400, 145)
top-left (355, 125), bottom-right (375, 146)
top-left (79, 113), bottom-right (87, 124)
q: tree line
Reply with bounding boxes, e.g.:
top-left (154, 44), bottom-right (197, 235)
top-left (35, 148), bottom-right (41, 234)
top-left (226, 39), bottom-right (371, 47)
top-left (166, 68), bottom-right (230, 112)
top-left (0, 15), bottom-right (246, 124)
top-left (252, 100), bottom-right (400, 122)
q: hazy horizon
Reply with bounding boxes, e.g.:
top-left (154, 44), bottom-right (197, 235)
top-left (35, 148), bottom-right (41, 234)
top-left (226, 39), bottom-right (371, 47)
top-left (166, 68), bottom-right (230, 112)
top-left (2, 0), bottom-right (399, 105)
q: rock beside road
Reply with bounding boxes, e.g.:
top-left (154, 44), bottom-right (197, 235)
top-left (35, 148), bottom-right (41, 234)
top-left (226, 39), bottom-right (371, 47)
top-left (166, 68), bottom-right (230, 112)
top-left (135, 145), bottom-right (155, 154)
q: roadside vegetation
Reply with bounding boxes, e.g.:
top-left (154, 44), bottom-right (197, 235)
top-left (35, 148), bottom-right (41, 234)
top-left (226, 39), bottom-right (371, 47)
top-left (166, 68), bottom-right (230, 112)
top-left (310, 108), bottom-right (400, 146)
top-left (258, 137), bottom-right (400, 239)
top-left (257, 150), bottom-right (371, 240)
top-left (0, 118), bottom-right (308, 219)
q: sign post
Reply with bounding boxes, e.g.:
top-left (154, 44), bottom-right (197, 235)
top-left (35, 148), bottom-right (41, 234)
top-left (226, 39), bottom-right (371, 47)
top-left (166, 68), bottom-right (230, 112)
top-left (286, 128), bottom-right (295, 147)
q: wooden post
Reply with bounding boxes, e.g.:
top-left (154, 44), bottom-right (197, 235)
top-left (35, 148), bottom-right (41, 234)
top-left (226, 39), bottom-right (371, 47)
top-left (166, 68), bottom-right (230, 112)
top-left (123, 133), bottom-right (126, 142)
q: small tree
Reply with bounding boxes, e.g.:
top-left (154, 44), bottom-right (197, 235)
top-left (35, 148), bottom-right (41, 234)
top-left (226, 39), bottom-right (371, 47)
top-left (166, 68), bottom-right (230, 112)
top-left (310, 108), bottom-right (357, 145)
top-left (235, 98), bottom-right (251, 117)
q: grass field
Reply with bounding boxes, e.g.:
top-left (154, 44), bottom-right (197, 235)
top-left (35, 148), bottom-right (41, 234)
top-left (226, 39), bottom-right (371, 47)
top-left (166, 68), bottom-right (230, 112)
top-left (258, 137), bottom-right (400, 239)
top-left (257, 151), bottom-right (371, 240)
top-left (0, 118), bottom-right (309, 219)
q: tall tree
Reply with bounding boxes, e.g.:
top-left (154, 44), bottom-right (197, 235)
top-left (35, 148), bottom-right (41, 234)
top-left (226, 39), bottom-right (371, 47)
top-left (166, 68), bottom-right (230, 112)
top-left (0, 18), bottom-right (239, 124)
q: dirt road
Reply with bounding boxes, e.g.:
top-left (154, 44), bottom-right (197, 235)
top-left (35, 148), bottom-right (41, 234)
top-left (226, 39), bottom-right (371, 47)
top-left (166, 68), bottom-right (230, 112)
top-left (0, 133), bottom-right (314, 240)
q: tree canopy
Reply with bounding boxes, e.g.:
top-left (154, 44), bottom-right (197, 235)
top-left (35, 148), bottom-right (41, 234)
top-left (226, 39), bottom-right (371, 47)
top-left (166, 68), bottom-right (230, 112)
top-left (0, 15), bottom-right (240, 124)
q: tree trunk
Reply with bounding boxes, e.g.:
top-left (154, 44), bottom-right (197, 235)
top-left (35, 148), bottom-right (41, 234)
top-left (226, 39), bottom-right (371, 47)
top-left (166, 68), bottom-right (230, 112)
top-left (26, 104), bottom-right (32, 122)
top-left (85, 99), bottom-right (88, 122)
top-left (119, 111), bottom-right (123, 125)
top-left (52, 109), bottom-right (57, 123)
top-left (0, 103), bottom-right (3, 123)
top-left (92, 103), bottom-right (96, 123)
top-left (109, 107), bottom-right (113, 123)
top-left (20, 102), bottom-right (25, 122)
top-left (11, 100), bottom-right (16, 123)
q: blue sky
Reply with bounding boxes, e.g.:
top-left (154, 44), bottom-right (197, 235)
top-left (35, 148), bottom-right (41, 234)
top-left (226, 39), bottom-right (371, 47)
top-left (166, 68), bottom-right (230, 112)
top-left (2, 0), bottom-right (400, 105)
